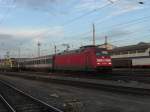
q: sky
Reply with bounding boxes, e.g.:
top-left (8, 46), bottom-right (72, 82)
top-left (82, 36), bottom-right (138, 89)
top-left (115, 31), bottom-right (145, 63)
top-left (0, 0), bottom-right (149, 58)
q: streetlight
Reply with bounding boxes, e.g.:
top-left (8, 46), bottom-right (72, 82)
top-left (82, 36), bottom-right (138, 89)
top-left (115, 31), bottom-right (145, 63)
top-left (138, 1), bottom-right (144, 4)
top-left (107, 0), bottom-right (144, 4)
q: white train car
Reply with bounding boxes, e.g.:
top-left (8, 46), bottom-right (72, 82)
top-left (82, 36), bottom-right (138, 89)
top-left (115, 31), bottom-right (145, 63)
top-left (132, 57), bottom-right (150, 67)
top-left (111, 42), bottom-right (150, 68)
top-left (21, 55), bottom-right (53, 72)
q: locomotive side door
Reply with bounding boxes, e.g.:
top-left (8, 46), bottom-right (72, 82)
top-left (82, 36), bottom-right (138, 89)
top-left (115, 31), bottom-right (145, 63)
top-left (85, 52), bottom-right (91, 71)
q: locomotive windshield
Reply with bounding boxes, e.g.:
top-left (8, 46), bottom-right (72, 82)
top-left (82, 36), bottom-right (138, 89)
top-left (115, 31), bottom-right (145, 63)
top-left (96, 51), bottom-right (109, 56)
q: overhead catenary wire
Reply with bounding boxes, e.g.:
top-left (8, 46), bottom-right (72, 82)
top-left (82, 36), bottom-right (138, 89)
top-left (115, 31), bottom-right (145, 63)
top-left (96, 15), bottom-right (150, 29)
top-left (27, 0), bottom-right (144, 39)
top-left (0, 0), bottom-right (16, 25)
top-left (62, 3), bottom-right (112, 27)
top-left (19, 0), bottom-right (146, 55)
top-left (110, 32), bottom-right (150, 45)
top-left (60, 2), bottom-right (148, 41)
top-left (34, 1), bottom-right (115, 38)
top-left (71, 21), bottom-right (150, 47)
top-left (65, 14), bottom-right (150, 41)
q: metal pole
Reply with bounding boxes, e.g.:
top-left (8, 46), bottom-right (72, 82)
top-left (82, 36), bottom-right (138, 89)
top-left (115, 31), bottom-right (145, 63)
top-left (38, 42), bottom-right (41, 57)
top-left (18, 48), bottom-right (21, 58)
top-left (54, 45), bottom-right (57, 55)
top-left (93, 23), bottom-right (95, 46)
top-left (18, 47), bottom-right (21, 69)
top-left (105, 36), bottom-right (108, 49)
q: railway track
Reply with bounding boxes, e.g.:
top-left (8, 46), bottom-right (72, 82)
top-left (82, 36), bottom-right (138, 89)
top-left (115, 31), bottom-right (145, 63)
top-left (0, 80), bottom-right (63, 112)
top-left (0, 94), bottom-right (16, 112)
top-left (2, 71), bottom-right (150, 84)
top-left (1, 72), bottom-right (150, 97)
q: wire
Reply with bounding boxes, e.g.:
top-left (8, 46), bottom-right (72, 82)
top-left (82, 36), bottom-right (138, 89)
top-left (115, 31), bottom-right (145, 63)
top-left (32, 0), bottom-right (146, 46)
top-left (0, 0), bottom-right (16, 25)
top-left (96, 15), bottom-right (150, 29)
top-left (66, 15), bottom-right (150, 43)
top-left (110, 32), bottom-right (150, 44)
top-left (34, 2), bottom-right (113, 38)
top-left (62, 3), bottom-right (111, 26)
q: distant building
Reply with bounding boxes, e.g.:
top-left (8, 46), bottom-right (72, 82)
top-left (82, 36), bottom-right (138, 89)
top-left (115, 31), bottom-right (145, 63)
top-left (111, 42), bottom-right (150, 59)
top-left (97, 43), bottom-right (117, 50)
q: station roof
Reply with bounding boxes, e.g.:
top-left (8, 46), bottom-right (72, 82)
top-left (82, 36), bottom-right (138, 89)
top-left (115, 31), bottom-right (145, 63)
top-left (111, 42), bottom-right (150, 53)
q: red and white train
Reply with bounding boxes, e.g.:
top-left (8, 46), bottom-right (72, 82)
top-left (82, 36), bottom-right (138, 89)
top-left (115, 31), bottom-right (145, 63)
top-left (111, 42), bottom-right (150, 68)
top-left (20, 45), bottom-right (112, 72)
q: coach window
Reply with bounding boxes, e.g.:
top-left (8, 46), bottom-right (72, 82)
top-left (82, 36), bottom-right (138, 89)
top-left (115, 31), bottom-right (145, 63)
top-left (41, 59), bottom-right (45, 64)
top-left (45, 59), bottom-right (48, 64)
top-left (46, 59), bottom-right (51, 64)
top-left (44, 59), bottom-right (46, 64)
top-left (41, 59), bottom-right (44, 64)
top-left (137, 49), bottom-right (145, 53)
top-left (36, 60), bottom-right (38, 64)
top-left (129, 50), bottom-right (136, 54)
top-left (122, 51), bottom-right (128, 54)
top-left (46, 59), bottom-right (49, 64)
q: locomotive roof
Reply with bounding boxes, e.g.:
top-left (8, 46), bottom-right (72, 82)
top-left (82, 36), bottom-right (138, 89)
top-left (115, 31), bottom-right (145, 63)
top-left (21, 55), bottom-right (53, 62)
top-left (58, 45), bottom-right (107, 55)
top-left (80, 45), bottom-right (96, 49)
top-left (111, 42), bottom-right (150, 53)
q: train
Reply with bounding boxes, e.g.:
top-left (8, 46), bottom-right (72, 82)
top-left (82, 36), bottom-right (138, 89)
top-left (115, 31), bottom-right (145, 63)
top-left (112, 57), bottom-right (150, 68)
top-left (0, 58), bottom-right (18, 71)
top-left (111, 42), bottom-right (150, 68)
top-left (1, 42), bottom-right (150, 72)
top-left (19, 45), bottom-right (112, 72)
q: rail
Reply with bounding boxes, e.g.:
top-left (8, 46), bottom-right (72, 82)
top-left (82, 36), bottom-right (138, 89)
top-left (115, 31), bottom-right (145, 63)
top-left (0, 80), bottom-right (63, 112)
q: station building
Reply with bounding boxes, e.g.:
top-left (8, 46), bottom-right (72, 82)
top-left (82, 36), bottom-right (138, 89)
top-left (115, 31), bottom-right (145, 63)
top-left (110, 42), bottom-right (150, 68)
top-left (111, 42), bottom-right (150, 59)
top-left (97, 43), bottom-right (117, 50)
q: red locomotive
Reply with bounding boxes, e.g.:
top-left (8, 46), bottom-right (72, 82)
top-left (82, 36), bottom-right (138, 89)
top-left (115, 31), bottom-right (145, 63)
top-left (54, 45), bottom-right (112, 72)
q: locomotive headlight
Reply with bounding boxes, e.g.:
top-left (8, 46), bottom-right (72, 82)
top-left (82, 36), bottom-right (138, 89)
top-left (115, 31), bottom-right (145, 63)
top-left (108, 62), bottom-right (112, 64)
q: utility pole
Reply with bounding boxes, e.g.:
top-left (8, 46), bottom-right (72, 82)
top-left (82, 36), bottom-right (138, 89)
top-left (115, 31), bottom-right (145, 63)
top-left (18, 47), bottom-right (21, 58)
top-left (92, 23), bottom-right (95, 46)
top-left (18, 47), bottom-right (21, 70)
top-left (62, 44), bottom-right (70, 51)
top-left (6, 51), bottom-right (10, 59)
top-left (54, 45), bottom-right (57, 55)
top-left (105, 36), bottom-right (108, 49)
top-left (37, 41), bottom-right (41, 57)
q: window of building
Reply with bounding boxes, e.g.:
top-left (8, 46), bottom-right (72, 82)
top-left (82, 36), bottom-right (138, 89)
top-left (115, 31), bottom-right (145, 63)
top-left (121, 51), bottom-right (128, 54)
top-left (137, 49), bottom-right (145, 53)
top-left (129, 51), bottom-right (136, 54)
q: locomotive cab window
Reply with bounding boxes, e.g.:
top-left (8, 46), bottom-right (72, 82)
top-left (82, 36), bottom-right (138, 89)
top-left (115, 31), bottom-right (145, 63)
top-left (96, 51), bottom-right (109, 56)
